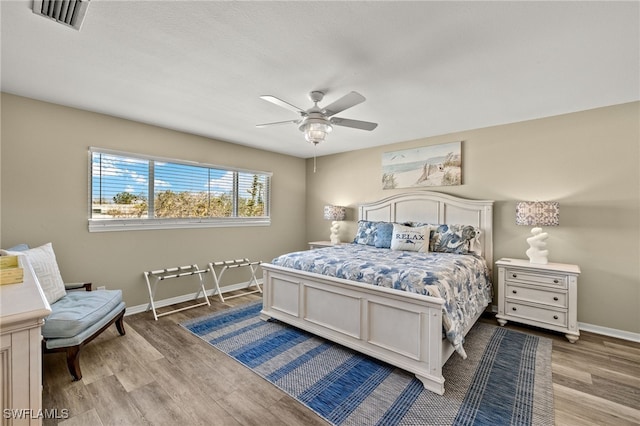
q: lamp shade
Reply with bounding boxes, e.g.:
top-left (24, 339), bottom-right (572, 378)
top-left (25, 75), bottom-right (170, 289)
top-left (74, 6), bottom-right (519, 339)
top-left (516, 201), bottom-right (559, 226)
top-left (323, 205), bottom-right (346, 221)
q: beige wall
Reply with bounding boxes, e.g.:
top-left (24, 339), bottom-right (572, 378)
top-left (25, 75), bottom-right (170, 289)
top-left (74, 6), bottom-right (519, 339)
top-left (1, 93), bottom-right (307, 307)
top-left (2, 94), bottom-right (638, 334)
top-left (306, 102), bottom-right (640, 335)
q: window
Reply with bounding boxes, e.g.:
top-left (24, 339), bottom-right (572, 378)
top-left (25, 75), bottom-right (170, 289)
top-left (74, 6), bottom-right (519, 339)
top-left (89, 147), bottom-right (271, 232)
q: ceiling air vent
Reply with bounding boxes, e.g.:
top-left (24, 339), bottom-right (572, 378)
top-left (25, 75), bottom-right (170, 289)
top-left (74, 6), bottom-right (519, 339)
top-left (32, 0), bottom-right (90, 31)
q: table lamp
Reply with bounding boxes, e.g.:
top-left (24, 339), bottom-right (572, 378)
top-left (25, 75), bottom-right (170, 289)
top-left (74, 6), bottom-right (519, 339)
top-left (323, 205), bottom-right (346, 244)
top-left (516, 201), bottom-right (559, 264)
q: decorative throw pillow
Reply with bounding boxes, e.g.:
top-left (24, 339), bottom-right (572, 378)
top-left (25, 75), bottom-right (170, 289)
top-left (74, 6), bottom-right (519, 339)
top-left (390, 224), bottom-right (430, 252)
top-left (4, 243), bottom-right (66, 304)
top-left (374, 222), bottom-right (394, 248)
top-left (430, 224), bottom-right (480, 254)
top-left (353, 220), bottom-right (377, 246)
top-left (5, 243), bottom-right (30, 251)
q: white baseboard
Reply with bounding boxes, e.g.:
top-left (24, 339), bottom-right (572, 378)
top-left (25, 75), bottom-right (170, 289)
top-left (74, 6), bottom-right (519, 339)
top-left (578, 322), bottom-right (640, 343)
top-left (489, 304), bottom-right (640, 343)
top-left (125, 279), bottom-right (262, 316)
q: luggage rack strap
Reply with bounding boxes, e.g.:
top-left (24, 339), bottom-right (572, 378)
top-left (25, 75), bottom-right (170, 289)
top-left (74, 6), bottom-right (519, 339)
top-left (208, 258), bottom-right (262, 303)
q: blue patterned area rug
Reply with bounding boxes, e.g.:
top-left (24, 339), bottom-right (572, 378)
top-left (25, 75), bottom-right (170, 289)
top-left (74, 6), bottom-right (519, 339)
top-left (181, 301), bottom-right (554, 426)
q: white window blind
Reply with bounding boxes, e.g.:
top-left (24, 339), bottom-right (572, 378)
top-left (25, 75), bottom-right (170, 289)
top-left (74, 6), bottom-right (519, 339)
top-left (89, 148), bottom-right (271, 232)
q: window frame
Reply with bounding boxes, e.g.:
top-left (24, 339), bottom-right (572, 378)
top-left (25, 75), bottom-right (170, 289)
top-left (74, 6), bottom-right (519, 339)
top-left (88, 147), bottom-right (272, 232)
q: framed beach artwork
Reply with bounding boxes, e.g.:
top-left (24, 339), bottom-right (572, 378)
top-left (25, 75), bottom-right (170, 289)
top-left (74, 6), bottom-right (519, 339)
top-left (382, 141), bottom-right (462, 189)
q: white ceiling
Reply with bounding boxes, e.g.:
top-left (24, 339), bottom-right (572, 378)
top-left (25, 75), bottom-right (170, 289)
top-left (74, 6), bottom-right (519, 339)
top-left (1, 1), bottom-right (638, 158)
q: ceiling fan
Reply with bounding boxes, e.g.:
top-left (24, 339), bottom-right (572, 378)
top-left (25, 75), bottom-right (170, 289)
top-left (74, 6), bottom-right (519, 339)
top-left (256, 91), bottom-right (378, 145)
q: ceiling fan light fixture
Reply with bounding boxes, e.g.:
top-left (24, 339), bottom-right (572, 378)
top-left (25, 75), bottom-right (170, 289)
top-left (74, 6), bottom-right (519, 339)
top-left (300, 118), bottom-right (332, 145)
top-left (259, 90), bottom-right (377, 148)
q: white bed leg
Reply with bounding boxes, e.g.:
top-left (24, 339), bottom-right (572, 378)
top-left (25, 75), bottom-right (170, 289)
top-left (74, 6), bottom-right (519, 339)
top-left (259, 312), bottom-right (272, 321)
top-left (415, 374), bottom-right (445, 395)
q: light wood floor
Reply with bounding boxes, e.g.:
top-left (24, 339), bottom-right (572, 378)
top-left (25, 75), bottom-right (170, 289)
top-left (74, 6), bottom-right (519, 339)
top-left (42, 292), bottom-right (640, 426)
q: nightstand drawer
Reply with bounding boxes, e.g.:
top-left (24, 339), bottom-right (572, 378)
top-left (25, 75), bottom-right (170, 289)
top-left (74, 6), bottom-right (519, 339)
top-left (505, 268), bottom-right (567, 288)
top-left (506, 284), bottom-right (567, 308)
top-left (505, 301), bottom-right (567, 327)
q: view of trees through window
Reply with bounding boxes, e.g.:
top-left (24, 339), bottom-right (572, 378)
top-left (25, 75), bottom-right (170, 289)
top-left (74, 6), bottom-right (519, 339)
top-left (91, 150), bottom-right (269, 222)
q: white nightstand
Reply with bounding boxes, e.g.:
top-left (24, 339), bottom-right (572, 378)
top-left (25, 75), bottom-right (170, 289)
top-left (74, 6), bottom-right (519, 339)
top-left (308, 241), bottom-right (343, 249)
top-left (495, 258), bottom-right (581, 343)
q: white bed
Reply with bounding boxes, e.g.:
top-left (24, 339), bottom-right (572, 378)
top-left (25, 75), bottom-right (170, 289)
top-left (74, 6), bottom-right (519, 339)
top-left (259, 191), bottom-right (494, 395)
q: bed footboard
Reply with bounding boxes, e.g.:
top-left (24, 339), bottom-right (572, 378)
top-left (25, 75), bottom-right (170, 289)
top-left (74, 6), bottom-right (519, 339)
top-left (260, 263), bottom-right (449, 395)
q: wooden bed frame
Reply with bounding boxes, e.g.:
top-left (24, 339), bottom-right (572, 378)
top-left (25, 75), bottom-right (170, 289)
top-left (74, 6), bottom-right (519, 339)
top-left (260, 191), bottom-right (494, 395)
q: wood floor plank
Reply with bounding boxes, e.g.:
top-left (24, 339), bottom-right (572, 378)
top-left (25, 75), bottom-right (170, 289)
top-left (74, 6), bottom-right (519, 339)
top-left (552, 362), bottom-right (593, 384)
top-left (43, 352), bottom-right (74, 391)
top-left (84, 375), bottom-right (150, 426)
top-left (56, 381), bottom-right (98, 421)
top-left (57, 408), bottom-right (103, 426)
top-left (268, 397), bottom-right (330, 426)
top-left (552, 344), bottom-right (640, 377)
top-left (217, 389), bottom-right (285, 426)
top-left (591, 365), bottom-right (640, 389)
top-left (42, 358), bottom-right (98, 423)
top-left (128, 381), bottom-right (195, 426)
top-left (114, 364), bottom-right (157, 393)
top-left (92, 332), bottom-right (146, 377)
top-left (590, 375), bottom-right (640, 409)
top-left (603, 338), bottom-right (640, 349)
top-left (116, 319), bottom-right (165, 362)
top-left (572, 337), bottom-right (640, 364)
top-left (72, 341), bottom-right (115, 385)
top-left (554, 383), bottom-right (640, 425)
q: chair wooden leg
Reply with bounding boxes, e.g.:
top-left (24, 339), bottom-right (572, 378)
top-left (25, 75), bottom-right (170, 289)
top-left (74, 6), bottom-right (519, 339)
top-left (65, 345), bottom-right (82, 381)
top-left (115, 311), bottom-right (126, 336)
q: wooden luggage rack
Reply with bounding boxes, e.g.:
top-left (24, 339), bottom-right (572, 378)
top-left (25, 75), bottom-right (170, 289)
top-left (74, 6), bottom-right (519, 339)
top-left (208, 258), bottom-right (262, 302)
top-left (144, 264), bottom-right (210, 320)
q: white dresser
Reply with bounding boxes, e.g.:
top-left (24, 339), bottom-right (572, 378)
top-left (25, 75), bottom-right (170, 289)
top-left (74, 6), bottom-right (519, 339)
top-left (0, 257), bottom-right (51, 426)
top-left (495, 258), bottom-right (580, 343)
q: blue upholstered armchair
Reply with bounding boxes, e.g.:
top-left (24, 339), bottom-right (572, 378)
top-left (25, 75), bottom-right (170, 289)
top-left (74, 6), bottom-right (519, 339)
top-left (2, 243), bottom-right (126, 381)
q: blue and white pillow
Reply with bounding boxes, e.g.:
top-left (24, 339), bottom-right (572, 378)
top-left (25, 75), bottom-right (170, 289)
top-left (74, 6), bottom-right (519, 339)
top-left (374, 222), bottom-right (394, 248)
top-left (390, 224), bottom-right (430, 252)
top-left (430, 224), bottom-right (480, 254)
top-left (353, 220), bottom-right (377, 246)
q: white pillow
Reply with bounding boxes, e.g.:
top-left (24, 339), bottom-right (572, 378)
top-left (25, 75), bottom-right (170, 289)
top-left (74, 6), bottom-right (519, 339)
top-left (390, 224), bottom-right (431, 252)
top-left (4, 243), bottom-right (66, 304)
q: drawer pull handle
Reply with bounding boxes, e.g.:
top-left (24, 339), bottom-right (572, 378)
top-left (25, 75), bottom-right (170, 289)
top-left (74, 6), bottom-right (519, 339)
top-left (553, 296), bottom-right (559, 301)
top-left (512, 274), bottom-right (518, 278)
top-left (553, 315), bottom-right (559, 320)
top-left (512, 307), bottom-right (517, 311)
top-left (553, 279), bottom-right (559, 284)
top-left (512, 290), bottom-right (517, 294)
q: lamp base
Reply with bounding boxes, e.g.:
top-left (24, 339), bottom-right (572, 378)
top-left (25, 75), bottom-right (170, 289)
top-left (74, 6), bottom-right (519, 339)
top-left (525, 227), bottom-right (549, 264)
top-left (329, 221), bottom-right (341, 244)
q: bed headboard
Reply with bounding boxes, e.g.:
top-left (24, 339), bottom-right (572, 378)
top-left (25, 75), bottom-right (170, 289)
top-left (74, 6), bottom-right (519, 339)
top-left (358, 191), bottom-right (494, 266)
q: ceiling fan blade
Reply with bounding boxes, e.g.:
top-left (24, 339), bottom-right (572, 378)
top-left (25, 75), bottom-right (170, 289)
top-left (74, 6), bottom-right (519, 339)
top-left (323, 91), bottom-right (366, 117)
top-left (330, 117), bottom-right (378, 131)
top-left (260, 95), bottom-right (305, 114)
top-left (256, 119), bottom-right (300, 128)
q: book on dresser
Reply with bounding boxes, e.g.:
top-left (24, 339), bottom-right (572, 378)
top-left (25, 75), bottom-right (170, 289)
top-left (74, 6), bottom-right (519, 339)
top-left (0, 255), bottom-right (24, 285)
top-left (495, 258), bottom-right (581, 343)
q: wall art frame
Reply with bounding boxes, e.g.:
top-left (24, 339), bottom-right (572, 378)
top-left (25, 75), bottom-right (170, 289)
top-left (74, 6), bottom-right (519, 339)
top-left (381, 141), bottom-right (462, 190)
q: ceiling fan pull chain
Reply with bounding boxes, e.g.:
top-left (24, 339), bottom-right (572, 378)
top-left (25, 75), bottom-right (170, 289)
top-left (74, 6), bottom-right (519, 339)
top-left (313, 144), bottom-right (317, 173)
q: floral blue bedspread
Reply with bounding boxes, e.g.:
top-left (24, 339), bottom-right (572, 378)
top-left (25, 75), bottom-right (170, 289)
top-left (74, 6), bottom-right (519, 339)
top-left (271, 244), bottom-right (492, 358)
